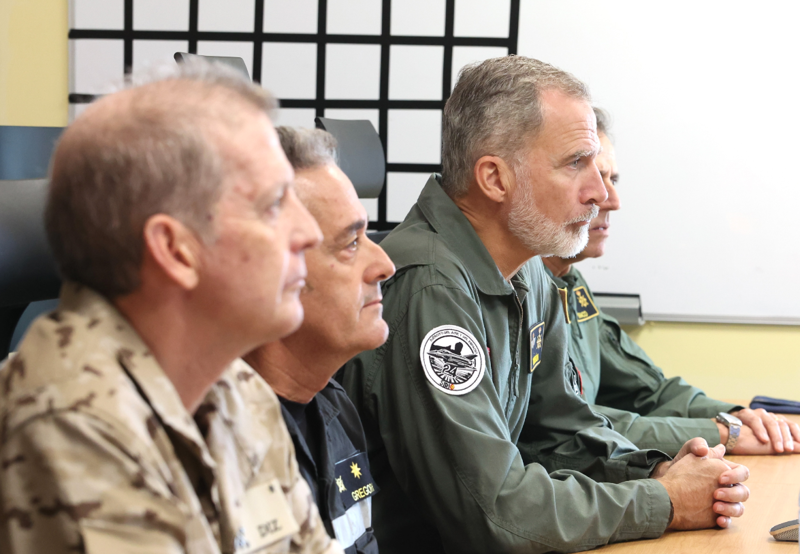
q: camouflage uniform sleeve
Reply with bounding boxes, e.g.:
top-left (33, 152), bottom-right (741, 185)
top-left (0, 412), bottom-right (192, 554)
top-left (273, 413), bottom-right (342, 554)
top-left (229, 359), bottom-right (343, 554)
top-left (284, 458), bottom-right (344, 554)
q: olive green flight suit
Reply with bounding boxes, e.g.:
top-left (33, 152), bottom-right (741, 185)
top-left (340, 175), bottom-right (673, 554)
top-left (546, 265), bottom-right (742, 455)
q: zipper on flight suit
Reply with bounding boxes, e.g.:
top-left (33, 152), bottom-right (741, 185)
top-left (505, 290), bottom-right (524, 419)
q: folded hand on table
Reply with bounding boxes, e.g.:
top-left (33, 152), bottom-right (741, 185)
top-left (654, 438), bottom-right (750, 530)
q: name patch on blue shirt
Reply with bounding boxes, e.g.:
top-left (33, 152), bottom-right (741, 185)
top-left (334, 452), bottom-right (379, 511)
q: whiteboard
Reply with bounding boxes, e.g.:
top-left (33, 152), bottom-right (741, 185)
top-left (518, 0), bottom-right (800, 324)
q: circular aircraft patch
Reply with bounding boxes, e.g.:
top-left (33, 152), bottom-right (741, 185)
top-left (419, 325), bottom-right (486, 396)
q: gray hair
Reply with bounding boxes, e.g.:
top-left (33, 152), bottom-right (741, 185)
top-left (594, 106), bottom-right (611, 137)
top-left (442, 56), bottom-right (590, 198)
top-left (45, 59), bottom-right (277, 298)
top-left (276, 127), bottom-right (338, 171)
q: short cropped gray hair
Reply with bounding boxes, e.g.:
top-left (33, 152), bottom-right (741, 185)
top-left (442, 56), bottom-right (590, 198)
top-left (46, 59), bottom-right (277, 298)
top-left (594, 106), bottom-right (611, 137)
top-left (276, 127), bottom-right (338, 170)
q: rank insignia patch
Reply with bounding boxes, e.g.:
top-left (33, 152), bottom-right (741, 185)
top-left (420, 325), bottom-right (486, 396)
top-left (574, 286), bottom-right (599, 323)
top-left (334, 452), bottom-right (379, 510)
top-left (529, 321), bottom-right (544, 373)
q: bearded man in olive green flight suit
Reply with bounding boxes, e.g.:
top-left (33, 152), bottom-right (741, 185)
top-left (340, 56), bottom-right (750, 554)
top-left (542, 108), bottom-right (800, 457)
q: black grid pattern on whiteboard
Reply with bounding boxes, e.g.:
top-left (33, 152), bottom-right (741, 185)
top-left (69, 0), bottom-right (521, 230)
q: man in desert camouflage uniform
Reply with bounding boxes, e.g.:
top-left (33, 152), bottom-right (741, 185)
top-left (0, 61), bottom-right (343, 554)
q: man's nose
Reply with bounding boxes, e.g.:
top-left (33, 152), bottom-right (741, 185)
top-left (583, 165), bottom-right (608, 206)
top-left (364, 236), bottom-right (396, 284)
top-left (289, 190), bottom-right (322, 252)
top-left (599, 182), bottom-right (621, 212)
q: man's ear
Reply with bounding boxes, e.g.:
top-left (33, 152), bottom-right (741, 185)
top-left (142, 214), bottom-right (201, 290)
top-left (473, 155), bottom-right (516, 204)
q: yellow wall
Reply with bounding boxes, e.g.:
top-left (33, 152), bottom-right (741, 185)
top-left (623, 322), bottom-right (800, 403)
top-left (0, 0), bottom-right (68, 126)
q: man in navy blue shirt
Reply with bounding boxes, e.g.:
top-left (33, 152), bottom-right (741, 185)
top-left (245, 126), bottom-right (395, 554)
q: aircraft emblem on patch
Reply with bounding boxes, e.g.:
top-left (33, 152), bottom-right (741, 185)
top-left (574, 286), bottom-right (599, 323)
top-left (529, 322), bottom-right (545, 372)
top-left (420, 325), bottom-right (486, 396)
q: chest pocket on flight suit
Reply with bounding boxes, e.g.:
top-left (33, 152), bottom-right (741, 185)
top-left (601, 317), bottom-right (665, 388)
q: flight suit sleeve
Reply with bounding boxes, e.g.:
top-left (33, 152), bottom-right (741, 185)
top-left (0, 412), bottom-right (191, 554)
top-left (364, 281), bottom-right (671, 553)
top-left (517, 281), bottom-right (671, 482)
top-left (594, 312), bottom-right (742, 421)
top-left (591, 404), bottom-right (722, 455)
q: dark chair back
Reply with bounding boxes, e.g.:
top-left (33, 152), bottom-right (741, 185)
top-left (0, 179), bottom-right (61, 359)
top-left (368, 230), bottom-right (391, 244)
top-left (174, 52), bottom-right (250, 79)
top-left (315, 117), bottom-right (385, 199)
top-left (0, 125), bottom-right (65, 359)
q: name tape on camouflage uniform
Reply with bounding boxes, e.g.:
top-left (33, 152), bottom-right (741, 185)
top-left (235, 478), bottom-right (299, 553)
top-left (529, 322), bottom-right (544, 373)
top-left (420, 325), bottom-right (486, 396)
top-left (574, 286), bottom-right (599, 323)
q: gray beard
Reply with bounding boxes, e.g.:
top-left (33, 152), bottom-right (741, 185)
top-left (507, 178), bottom-right (597, 258)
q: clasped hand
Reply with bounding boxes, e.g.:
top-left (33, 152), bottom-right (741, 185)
top-left (654, 438), bottom-right (750, 530)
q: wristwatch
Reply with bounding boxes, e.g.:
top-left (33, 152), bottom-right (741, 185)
top-left (716, 412), bottom-right (742, 453)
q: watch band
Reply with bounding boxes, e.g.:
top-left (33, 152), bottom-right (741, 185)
top-left (716, 412), bottom-right (742, 453)
top-left (725, 422), bottom-right (740, 452)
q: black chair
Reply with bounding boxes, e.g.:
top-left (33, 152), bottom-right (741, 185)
top-left (367, 230), bottom-right (391, 244)
top-left (174, 52), bottom-right (250, 79)
top-left (0, 179), bottom-right (61, 359)
top-left (313, 117), bottom-right (391, 244)
top-left (0, 126), bottom-right (65, 359)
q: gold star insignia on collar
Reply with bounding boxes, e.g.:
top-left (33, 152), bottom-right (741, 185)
top-left (350, 462), bottom-right (362, 479)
